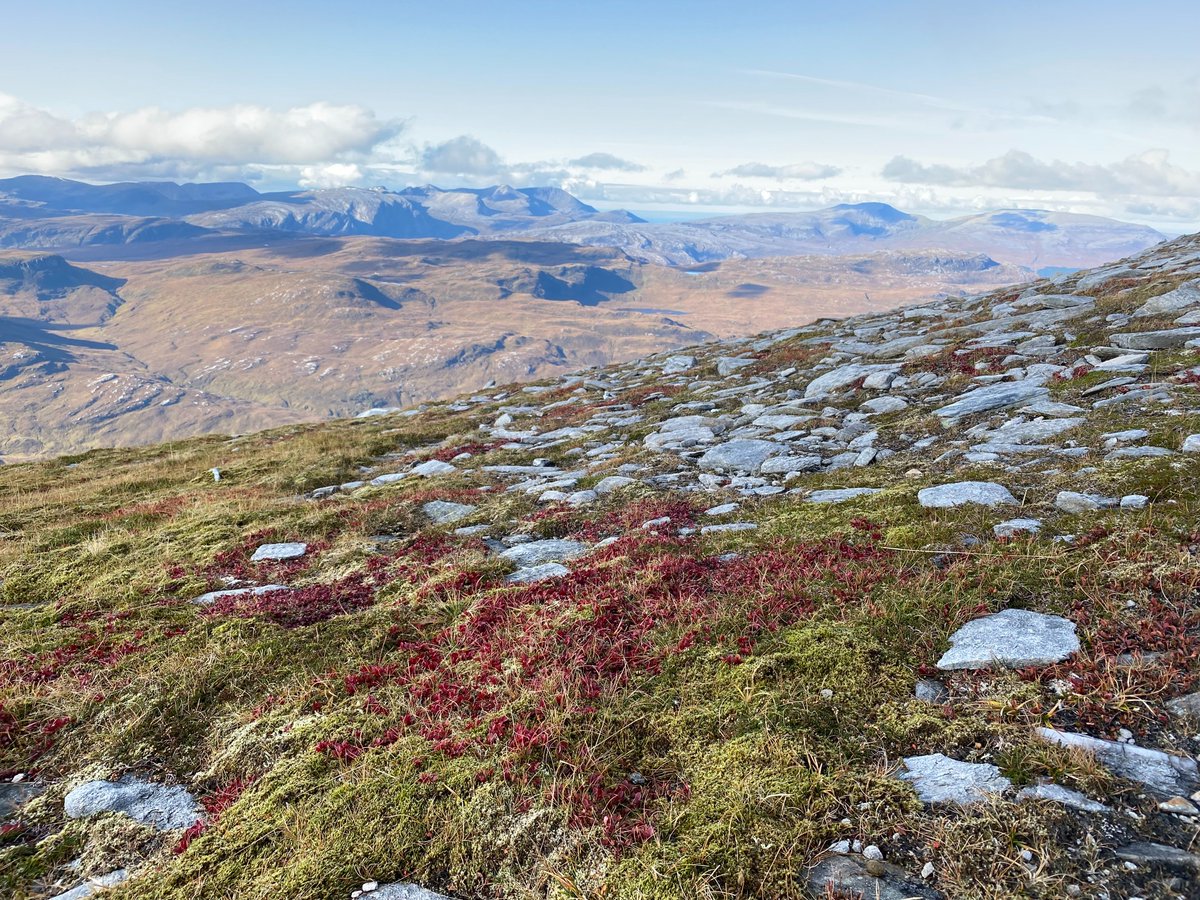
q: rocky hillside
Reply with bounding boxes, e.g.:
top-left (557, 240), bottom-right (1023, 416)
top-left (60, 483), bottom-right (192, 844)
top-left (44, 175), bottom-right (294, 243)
top-left (2, 233), bottom-right (1200, 899)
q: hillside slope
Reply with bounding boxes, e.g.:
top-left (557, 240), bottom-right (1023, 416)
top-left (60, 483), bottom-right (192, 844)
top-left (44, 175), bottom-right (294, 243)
top-left (2, 234), bottom-right (1200, 899)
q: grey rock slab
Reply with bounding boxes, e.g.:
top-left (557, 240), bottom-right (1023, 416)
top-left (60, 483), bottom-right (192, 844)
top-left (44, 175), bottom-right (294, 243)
top-left (1055, 491), bottom-right (1117, 513)
top-left (915, 678), bottom-right (949, 704)
top-left (700, 523), bottom-right (757, 535)
top-left (804, 363), bottom-right (901, 399)
top-left (192, 584), bottom-right (288, 605)
top-left (421, 501), bottom-right (477, 525)
top-left (937, 609), bottom-right (1079, 670)
top-left (371, 884), bottom-right (455, 900)
top-left (696, 439), bottom-right (780, 474)
top-left (1016, 781), bottom-right (1109, 812)
top-left (806, 856), bottom-right (944, 900)
top-left (1132, 279), bottom-right (1200, 318)
top-left (505, 563), bottom-right (570, 584)
top-left (1167, 691), bottom-right (1200, 723)
top-left (661, 355), bottom-right (696, 375)
top-left (899, 753), bottom-right (1012, 806)
top-left (594, 475), bottom-right (636, 494)
top-left (1, 779), bottom-right (43, 818)
top-left (934, 382), bottom-right (1050, 421)
top-left (1110, 327), bottom-right (1200, 350)
top-left (993, 518), bottom-right (1042, 538)
top-left (1105, 445), bottom-right (1173, 461)
top-left (806, 488), bottom-right (881, 504)
top-left (410, 459), bottom-right (457, 477)
top-left (498, 539), bottom-right (589, 568)
top-left (716, 356), bottom-right (756, 376)
top-left (1114, 842), bottom-right (1200, 872)
top-left (64, 775), bottom-right (202, 831)
top-left (249, 542), bottom-right (307, 562)
top-left (918, 482), bottom-right (1017, 509)
top-left (860, 396), bottom-right (908, 414)
top-left (49, 870), bottom-right (129, 900)
top-left (1035, 727), bottom-right (1200, 799)
top-left (1182, 434), bottom-right (1200, 453)
top-left (759, 454), bottom-right (822, 474)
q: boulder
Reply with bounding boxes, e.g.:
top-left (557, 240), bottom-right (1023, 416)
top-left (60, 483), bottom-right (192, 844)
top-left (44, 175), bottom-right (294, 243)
top-left (697, 440), bottom-right (779, 474)
top-left (249, 542), bottom-right (307, 562)
top-left (937, 609), bottom-right (1078, 670)
top-left (422, 500), bottom-right (477, 524)
top-left (898, 754), bottom-right (1011, 806)
top-left (498, 539), bottom-right (589, 569)
top-left (64, 775), bottom-right (201, 831)
top-left (918, 482), bottom-right (1017, 509)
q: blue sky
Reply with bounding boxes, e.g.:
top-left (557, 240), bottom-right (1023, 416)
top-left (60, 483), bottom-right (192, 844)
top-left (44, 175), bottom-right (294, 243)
top-left (1, 0), bottom-right (1198, 228)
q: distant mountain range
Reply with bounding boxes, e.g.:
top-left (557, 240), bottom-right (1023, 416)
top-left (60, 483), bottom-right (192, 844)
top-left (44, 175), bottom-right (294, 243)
top-left (0, 176), bottom-right (1166, 270)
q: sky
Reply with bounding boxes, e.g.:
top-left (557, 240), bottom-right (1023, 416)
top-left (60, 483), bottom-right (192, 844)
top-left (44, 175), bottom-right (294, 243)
top-left (1, 0), bottom-right (1198, 230)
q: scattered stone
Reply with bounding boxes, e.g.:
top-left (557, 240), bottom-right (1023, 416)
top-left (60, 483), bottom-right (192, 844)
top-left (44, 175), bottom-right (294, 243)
top-left (370, 884), bottom-right (454, 900)
top-left (937, 609), bottom-right (1078, 670)
top-left (918, 481), bottom-right (1017, 509)
top-left (806, 855), bottom-right (943, 900)
top-left (1054, 491), bottom-right (1116, 513)
top-left (806, 488), bottom-right (881, 504)
top-left (1113, 842), bottom-right (1200, 872)
top-left (1167, 691), bottom-right (1200, 723)
top-left (506, 563), bottom-right (569, 584)
top-left (1181, 434), bottom-right (1200, 453)
top-left (933, 382), bottom-right (1049, 421)
top-left (1016, 781), bottom-right (1109, 813)
top-left (804, 363), bottom-right (901, 399)
top-left (697, 439), bottom-right (779, 474)
top-left (64, 775), bottom-right (201, 831)
top-left (898, 754), bottom-right (1012, 806)
top-left (993, 518), bottom-right (1042, 538)
top-left (0, 779), bottom-right (42, 818)
top-left (1110, 327), bottom-right (1200, 350)
top-left (1036, 728), bottom-right (1200, 799)
top-left (411, 459), bottom-right (457, 478)
top-left (704, 503), bottom-right (739, 516)
top-left (716, 356), bottom-right (755, 376)
top-left (662, 355), bottom-right (695, 375)
top-left (192, 584), bottom-right (288, 605)
top-left (49, 870), bottom-right (129, 900)
top-left (1158, 796), bottom-right (1199, 815)
top-left (250, 542), bottom-right (307, 562)
top-left (498, 539), bottom-right (588, 569)
top-left (594, 475), bottom-right (636, 494)
top-left (914, 678), bottom-right (949, 704)
top-left (422, 500), bottom-right (477, 524)
top-left (700, 523), bottom-right (757, 535)
top-left (1120, 494), bottom-right (1149, 510)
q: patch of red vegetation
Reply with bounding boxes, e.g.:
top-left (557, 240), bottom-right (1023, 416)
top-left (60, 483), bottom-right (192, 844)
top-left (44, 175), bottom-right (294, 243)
top-left (174, 776), bottom-right (254, 854)
top-left (0, 610), bottom-right (147, 689)
top-left (311, 529), bottom-right (898, 850)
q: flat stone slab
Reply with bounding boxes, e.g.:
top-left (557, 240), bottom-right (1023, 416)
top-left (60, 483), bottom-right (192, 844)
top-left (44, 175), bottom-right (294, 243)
top-left (918, 481), bottom-right (1017, 509)
top-left (806, 487), bottom-right (881, 504)
top-left (1167, 691), bottom-right (1200, 723)
top-left (697, 439), bottom-right (779, 474)
top-left (1114, 842), bottom-right (1200, 872)
top-left (1, 780), bottom-right (43, 818)
top-left (192, 584), bottom-right (288, 605)
top-left (410, 459), bottom-right (457, 477)
top-left (899, 753), bottom-right (1011, 806)
top-left (594, 475), bottom-right (636, 494)
top-left (49, 870), bottom-right (129, 900)
top-left (1036, 727), bottom-right (1200, 800)
top-left (937, 609), bottom-right (1078, 669)
top-left (1055, 491), bottom-right (1116, 513)
top-left (421, 500), bottom-right (477, 524)
top-left (934, 382), bottom-right (1049, 421)
top-left (64, 775), bottom-right (201, 831)
top-left (993, 518), bottom-right (1042, 538)
top-left (372, 884), bottom-right (454, 900)
top-left (249, 542), bottom-right (307, 562)
top-left (505, 563), bottom-right (570, 584)
top-left (804, 363), bottom-right (900, 399)
top-left (498, 539), bottom-right (588, 569)
top-left (1110, 327), bottom-right (1200, 350)
top-left (806, 855), bottom-right (943, 900)
top-left (1016, 781), bottom-right (1109, 813)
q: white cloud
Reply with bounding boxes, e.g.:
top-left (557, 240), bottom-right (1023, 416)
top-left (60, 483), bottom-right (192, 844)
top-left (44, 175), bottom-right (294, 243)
top-left (0, 94), bottom-right (403, 180)
top-left (419, 135), bottom-right (505, 176)
top-left (716, 161), bottom-right (841, 180)
top-left (567, 152), bottom-right (645, 172)
top-left (882, 149), bottom-right (1200, 198)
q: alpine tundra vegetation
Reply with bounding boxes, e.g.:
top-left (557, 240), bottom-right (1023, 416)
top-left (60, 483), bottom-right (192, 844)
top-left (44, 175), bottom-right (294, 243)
top-left (3, 233), bottom-right (1200, 899)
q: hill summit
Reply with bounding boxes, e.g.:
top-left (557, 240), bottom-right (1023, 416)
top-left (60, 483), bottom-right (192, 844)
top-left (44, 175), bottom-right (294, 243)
top-left (2, 232), bottom-right (1200, 899)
